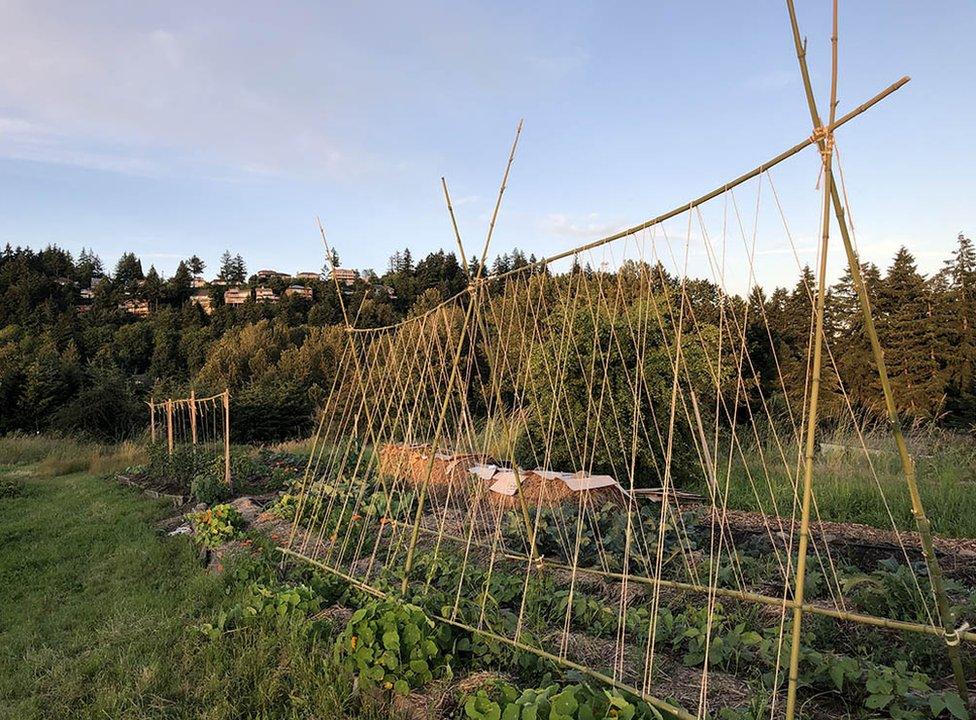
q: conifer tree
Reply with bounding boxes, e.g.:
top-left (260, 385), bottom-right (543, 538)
top-left (877, 247), bottom-right (943, 418)
top-left (942, 233), bottom-right (976, 420)
top-left (218, 250), bottom-right (234, 281)
top-left (187, 254), bottom-right (205, 276)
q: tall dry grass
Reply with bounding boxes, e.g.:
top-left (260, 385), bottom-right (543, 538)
top-left (0, 433), bottom-right (147, 477)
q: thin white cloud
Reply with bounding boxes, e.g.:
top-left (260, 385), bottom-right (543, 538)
top-left (541, 212), bottom-right (627, 239)
top-left (0, 1), bottom-right (589, 181)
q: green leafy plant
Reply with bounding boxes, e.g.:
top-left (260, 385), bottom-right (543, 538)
top-left (333, 600), bottom-right (451, 695)
top-left (463, 681), bottom-right (665, 720)
top-left (190, 458), bottom-right (232, 505)
top-left (198, 579), bottom-right (325, 640)
top-left (267, 491), bottom-right (298, 520)
top-left (187, 503), bottom-right (245, 548)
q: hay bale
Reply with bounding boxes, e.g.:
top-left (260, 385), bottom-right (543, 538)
top-left (482, 468), bottom-right (626, 509)
top-left (378, 443), bottom-right (492, 501)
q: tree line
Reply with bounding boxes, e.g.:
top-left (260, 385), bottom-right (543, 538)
top-left (0, 234), bottom-right (972, 441)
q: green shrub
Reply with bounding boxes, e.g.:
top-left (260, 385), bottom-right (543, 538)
top-left (191, 458), bottom-right (232, 505)
top-left (333, 600), bottom-right (451, 695)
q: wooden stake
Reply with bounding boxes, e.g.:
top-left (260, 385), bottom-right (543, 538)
top-left (149, 400), bottom-right (156, 444)
top-left (223, 390), bottom-right (231, 488)
top-left (189, 389), bottom-right (197, 445)
top-left (166, 399), bottom-right (174, 455)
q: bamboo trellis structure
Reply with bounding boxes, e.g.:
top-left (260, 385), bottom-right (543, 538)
top-left (280, 5), bottom-right (971, 719)
top-left (148, 389), bottom-right (232, 488)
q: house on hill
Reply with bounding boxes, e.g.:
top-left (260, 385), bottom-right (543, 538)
top-left (190, 289), bottom-right (213, 315)
top-left (256, 269), bottom-right (288, 282)
top-left (119, 298), bottom-right (151, 317)
top-left (255, 286), bottom-right (279, 303)
top-left (224, 287), bottom-right (250, 305)
top-left (284, 284), bottom-right (313, 299)
top-left (329, 267), bottom-right (359, 286)
top-left (295, 271), bottom-right (322, 281)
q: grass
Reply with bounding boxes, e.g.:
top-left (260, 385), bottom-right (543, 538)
top-left (0, 433), bottom-right (147, 477)
top-left (693, 427), bottom-right (976, 538)
top-left (0, 454), bottom-right (385, 720)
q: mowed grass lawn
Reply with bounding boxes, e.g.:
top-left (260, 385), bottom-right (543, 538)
top-left (0, 461), bottom-right (363, 720)
top-left (0, 465), bottom-right (223, 719)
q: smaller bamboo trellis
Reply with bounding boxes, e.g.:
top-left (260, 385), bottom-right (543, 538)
top-left (148, 389), bottom-right (232, 488)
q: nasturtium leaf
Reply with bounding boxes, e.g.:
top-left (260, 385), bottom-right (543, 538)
top-left (382, 629), bottom-right (400, 651)
top-left (829, 664), bottom-right (845, 691)
top-left (551, 689), bottom-right (578, 716)
top-left (501, 702), bottom-right (520, 720)
top-left (394, 679), bottom-right (410, 696)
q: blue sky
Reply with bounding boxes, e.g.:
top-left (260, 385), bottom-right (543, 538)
top-left (0, 0), bottom-right (972, 291)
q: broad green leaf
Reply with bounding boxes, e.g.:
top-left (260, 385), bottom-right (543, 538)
top-left (944, 692), bottom-right (969, 720)
top-left (864, 694), bottom-right (893, 710)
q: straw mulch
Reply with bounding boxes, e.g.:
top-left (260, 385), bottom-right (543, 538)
top-left (485, 470), bottom-right (626, 510)
top-left (377, 443), bottom-right (492, 498)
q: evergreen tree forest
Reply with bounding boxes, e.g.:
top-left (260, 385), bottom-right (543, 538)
top-left (1, 235), bottom-right (974, 442)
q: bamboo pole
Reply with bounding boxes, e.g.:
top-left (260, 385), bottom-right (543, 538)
top-left (223, 390), bottom-right (231, 488)
top-left (189, 389), bottom-right (197, 445)
top-left (486, 79), bottom-right (906, 285)
top-left (399, 122), bottom-right (525, 594)
top-left (166, 399), bottom-right (174, 455)
top-left (149, 399), bottom-right (156, 444)
top-left (340, 78), bottom-right (908, 340)
top-left (782, 0), bottom-right (969, 708)
top-left (784, 54), bottom-right (836, 720)
top-left (441, 176), bottom-right (541, 566)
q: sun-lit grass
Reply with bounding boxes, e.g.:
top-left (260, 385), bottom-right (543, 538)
top-left (0, 460), bottom-right (391, 720)
top-left (691, 427), bottom-right (976, 538)
top-left (266, 437), bottom-right (317, 456)
top-left (0, 434), bottom-right (147, 478)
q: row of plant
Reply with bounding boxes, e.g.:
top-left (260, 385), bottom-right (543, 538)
top-left (276, 461), bottom-right (976, 636)
top-left (220, 452), bottom-right (976, 719)
top-left (134, 442), bottom-right (306, 500)
top-left (187, 485), bottom-right (973, 720)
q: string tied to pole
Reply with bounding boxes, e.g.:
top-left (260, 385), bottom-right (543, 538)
top-left (945, 621), bottom-right (971, 648)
